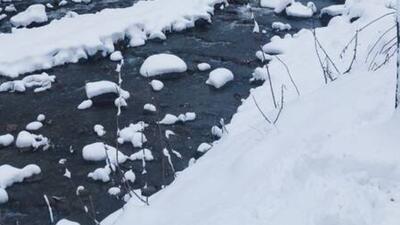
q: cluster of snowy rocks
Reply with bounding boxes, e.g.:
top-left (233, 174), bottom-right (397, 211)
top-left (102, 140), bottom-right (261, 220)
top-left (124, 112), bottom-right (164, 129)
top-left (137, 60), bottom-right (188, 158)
top-left (260, 0), bottom-right (317, 18)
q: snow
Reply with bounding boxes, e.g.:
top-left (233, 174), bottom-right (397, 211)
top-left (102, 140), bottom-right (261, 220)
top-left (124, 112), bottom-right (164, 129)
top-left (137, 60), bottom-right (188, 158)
top-left (88, 165), bottom-right (112, 182)
top-left (197, 63), bottom-right (211, 71)
top-left (197, 142), bottom-right (212, 153)
top-left (118, 122), bottom-right (148, 148)
top-left (10, 4), bottom-right (48, 28)
top-left (320, 4), bottom-right (345, 17)
top-left (94, 124), bottom-right (106, 137)
top-left (15, 130), bottom-right (49, 149)
top-left (82, 142), bottom-right (127, 164)
top-left (285, 2), bottom-right (317, 18)
top-left (143, 103), bottom-right (156, 112)
top-left (158, 112), bottom-right (196, 125)
top-left (37, 114), bottom-right (46, 122)
top-left (102, 1), bottom-right (400, 225)
top-left (56, 219), bottom-right (80, 225)
top-left (85, 80), bottom-right (129, 99)
top-left (0, 134), bottom-right (14, 147)
top-left (77, 99), bottom-right (93, 110)
top-left (260, 0), bottom-right (291, 10)
top-left (206, 68), bottom-right (234, 88)
top-left (124, 170), bottom-right (136, 183)
top-left (252, 20), bottom-right (260, 33)
top-left (4, 4), bottom-right (16, 13)
top-left (211, 125), bottom-right (223, 138)
top-left (25, 121), bottom-right (43, 131)
top-left (0, 72), bottom-right (56, 93)
top-left (149, 80), bottom-right (164, 91)
top-left (0, 14), bottom-right (6, 22)
top-left (110, 51), bottom-right (123, 61)
top-left (0, 164), bottom-right (41, 204)
top-left (140, 54), bottom-right (187, 77)
top-left (0, 0), bottom-right (224, 78)
top-left (129, 149), bottom-right (154, 161)
top-left (272, 21), bottom-right (291, 31)
top-left (158, 114), bottom-right (179, 125)
top-left (108, 187), bottom-right (121, 196)
top-left (0, 188), bottom-right (8, 204)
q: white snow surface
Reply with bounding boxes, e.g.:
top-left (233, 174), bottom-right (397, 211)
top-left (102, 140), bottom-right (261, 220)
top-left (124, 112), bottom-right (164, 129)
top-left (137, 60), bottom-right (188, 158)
top-left (10, 4), bottom-right (48, 27)
top-left (82, 142), bottom-right (127, 164)
top-left (15, 130), bottom-right (49, 149)
top-left (197, 63), bottom-right (211, 71)
top-left (285, 1), bottom-right (317, 18)
top-left (149, 80), bottom-right (164, 91)
top-left (85, 80), bottom-right (129, 99)
top-left (25, 121), bottom-right (43, 131)
top-left (0, 0), bottom-right (225, 78)
top-left (103, 1), bottom-right (400, 225)
top-left (140, 54), bottom-right (187, 77)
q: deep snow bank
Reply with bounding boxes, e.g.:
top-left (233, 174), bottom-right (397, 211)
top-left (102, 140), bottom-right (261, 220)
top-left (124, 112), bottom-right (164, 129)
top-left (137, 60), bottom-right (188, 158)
top-left (102, 1), bottom-right (400, 225)
top-left (0, 0), bottom-right (225, 77)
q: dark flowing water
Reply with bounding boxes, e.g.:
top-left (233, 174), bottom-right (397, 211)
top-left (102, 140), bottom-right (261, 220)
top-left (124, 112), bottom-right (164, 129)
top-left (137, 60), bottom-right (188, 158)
top-left (0, 1), bottom-right (337, 224)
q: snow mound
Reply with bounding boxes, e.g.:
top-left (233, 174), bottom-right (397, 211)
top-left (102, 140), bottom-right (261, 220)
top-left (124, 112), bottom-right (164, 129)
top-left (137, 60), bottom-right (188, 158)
top-left (110, 51), bottom-right (123, 61)
top-left (94, 124), bottom-right (106, 137)
top-left (10, 4), bottom-right (48, 27)
top-left (158, 112), bottom-right (196, 125)
top-left (130, 149), bottom-right (154, 161)
top-left (56, 219), bottom-right (80, 225)
top-left (77, 99), bottom-right (93, 110)
top-left (0, 72), bottom-right (56, 93)
top-left (149, 80), bottom-right (164, 91)
top-left (0, 134), bottom-right (14, 147)
top-left (85, 80), bottom-right (129, 99)
top-left (118, 122), bottom-right (148, 148)
top-left (0, 164), bottom-right (41, 204)
top-left (143, 103), bottom-right (156, 112)
top-left (15, 130), bottom-right (49, 149)
top-left (286, 2), bottom-right (317, 18)
top-left (82, 142), bottom-right (127, 164)
top-left (206, 68), bottom-right (234, 88)
top-left (26, 121), bottom-right (43, 131)
top-left (197, 63), bottom-right (211, 71)
top-left (140, 54), bottom-right (187, 77)
top-left (272, 21), bottom-right (291, 31)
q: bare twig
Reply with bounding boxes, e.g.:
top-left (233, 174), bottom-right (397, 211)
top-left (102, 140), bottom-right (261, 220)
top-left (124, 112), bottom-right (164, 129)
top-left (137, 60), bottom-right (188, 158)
top-left (251, 94), bottom-right (272, 124)
top-left (344, 30), bottom-right (359, 74)
top-left (275, 56), bottom-right (300, 96)
top-left (273, 85), bottom-right (285, 124)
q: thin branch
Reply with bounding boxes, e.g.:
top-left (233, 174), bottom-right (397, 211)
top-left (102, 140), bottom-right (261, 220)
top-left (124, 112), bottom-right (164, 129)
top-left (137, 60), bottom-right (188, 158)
top-left (344, 30), bottom-right (359, 74)
top-left (275, 55), bottom-right (300, 96)
top-left (251, 94), bottom-right (272, 124)
top-left (273, 85), bottom-right (285, 124)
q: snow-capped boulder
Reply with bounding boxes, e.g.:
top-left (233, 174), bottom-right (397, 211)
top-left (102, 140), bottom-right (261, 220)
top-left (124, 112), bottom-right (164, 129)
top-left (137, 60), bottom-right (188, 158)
top-left (0, 134), bottom-right (14, 147)
top-left (206, 68), bottom-right (234, 88)
top-left (10, 4), bottom-right (48, 28)
top-left (286, 2), bottom-right (317, 18)
top-left (149, 80), bottom-right (164, 91)
top-left (197, 63), bottom-right (211, 71)
top-left (140, 54), bottom-right (187, 77)
top-left (110, 51), bottom-right (123, 61)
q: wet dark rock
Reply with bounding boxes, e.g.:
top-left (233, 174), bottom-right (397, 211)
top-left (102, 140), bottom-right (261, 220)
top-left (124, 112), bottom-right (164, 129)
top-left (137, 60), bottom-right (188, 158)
top-left (90, 93), bottom-right (119, 105)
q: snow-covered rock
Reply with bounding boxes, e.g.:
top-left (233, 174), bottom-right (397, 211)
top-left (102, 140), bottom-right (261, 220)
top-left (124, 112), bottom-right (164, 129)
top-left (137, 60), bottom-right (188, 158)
top-left (77, 99), bottom-right (93, 110)
top-left (108, 187), bottom-right (121, 196)
top-left (0, 134), bottom-right (14, 147)
top-left (197, 142), bottom-right (212, 153)
top-left (0, 73), bottom-right (56, 93)
top-left (4, 4), bottom-right (16, 13)
top-left (140, 54), bottom-right (187, 77)
top-left (82, 142), bottom-right (127, 164)
top-left (272, 22), bottom-right (291, 31)
top-left (25, 121), bottom-right (43, 131)
top-left (158, 114), bottom-right (179, 125)
top-left (206, 68), bottom-right (234, 88)
top-left (15, 130), bottom-right (49, 149)
top-left (56, 219), bottom-right (80, 225)
top-left (118, 122), bottom-right (148, 148)
top-left (124, 170), bottom-right (136, 183)
top-left (94, 124), bottom-right (106, 137)
top-left (85, 80), bottom-right (129, 99)
top-left (149, 80), bottom-right (164, 91)
top-left (10, 4), bottom-right (48, 27)
top-left (110, 51), bottom-right (123, 61)
top-left (197, 63), bottom-right (211, 71)
top-left (37, 114), bottom-right (46, 122)
top-left (129, 149), bottom-right (154, 161)
top-left (143, 103), bottom-right (156, 112)
top-left (320, 4), bottom-right (345, 17)
top-left (88, 165), bottom-right (111, 182)
top-left (286, 2), bottom-right (317, 18)
top-left (0, 14), bottom-right (7, 22)
top-left (0, 164), bottom-right (41, 204)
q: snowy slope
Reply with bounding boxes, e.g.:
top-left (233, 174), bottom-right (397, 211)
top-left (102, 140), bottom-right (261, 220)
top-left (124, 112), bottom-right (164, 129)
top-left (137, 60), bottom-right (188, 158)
top-left (102, 1), bottom-right (400, 225)
top-left (0, 0), bottom-right (225, 77)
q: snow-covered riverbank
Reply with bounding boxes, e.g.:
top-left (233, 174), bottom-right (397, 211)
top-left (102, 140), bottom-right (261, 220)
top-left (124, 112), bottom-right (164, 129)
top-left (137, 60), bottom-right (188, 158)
top-left (0, 0), bottom-right (225, 77)
top-left (102, 0), bottom-right (400, 225)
